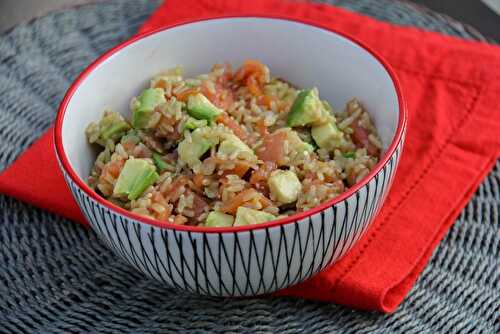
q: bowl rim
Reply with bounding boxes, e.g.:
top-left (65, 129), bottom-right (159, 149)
top-left (54, 14), bottom-right (407, 233)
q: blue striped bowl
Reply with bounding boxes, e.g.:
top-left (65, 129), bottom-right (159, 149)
top-left (55, 16), bottom-right (406, 296)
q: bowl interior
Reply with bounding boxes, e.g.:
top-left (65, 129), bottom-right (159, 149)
top-left (61, 17), bottom-right (400, 181)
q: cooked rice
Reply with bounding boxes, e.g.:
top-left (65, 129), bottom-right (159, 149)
top-left (85, 60), bottom-right (382, 227)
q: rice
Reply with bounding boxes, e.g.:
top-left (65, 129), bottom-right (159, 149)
top-left (86, 60), bottom-right (382, 227)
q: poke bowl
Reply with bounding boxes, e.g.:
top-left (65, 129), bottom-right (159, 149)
top-left (54, 16), bottom-right (406, 296)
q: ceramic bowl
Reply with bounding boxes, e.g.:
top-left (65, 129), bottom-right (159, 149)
top-left (55, 16), bottom-right (406, 296)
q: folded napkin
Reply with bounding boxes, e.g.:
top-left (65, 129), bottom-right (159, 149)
top-left (1, 0), bottom-right (500, 313)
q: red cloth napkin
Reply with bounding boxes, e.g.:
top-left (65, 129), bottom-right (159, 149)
top-left (1, 0), bottom-right (500, 313)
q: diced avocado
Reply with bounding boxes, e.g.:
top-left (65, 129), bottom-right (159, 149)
top-left (132, 88), bottom-right (166, 129)
top-left (178, 138), bottom-right (211, 167)
top-left (177, 127), bottom-right (218, 167)
top-left (86, 111), bottom-right (130, 146)
top-left (267, 170), bottom-right (302, 204)
top-left (137, 88), bottom-right (166, 112)
top-left (302, 142), bottom-right (315, 153)
top-left (183, 117), bottom-right (208, 131)
top-left (187, 93), bottom-right (222, 121)
top-left (152, 153), bottom-right (174, 172)
top-left (234, 207), bottom-right (276, 226)
top-left (205, 211), bottom-right (234, 227)
top-left (287, 89), bottom-right (326, 127)
top-left (311, 122), bottom-right (344, 151)
top-left (218, 134), bottom-right (256, 160)
top-left (113, 159), bottom-right (159, 200)
top-left (343, 151), bottom-right (356, 159)
top-left (101, 120), bottom-right (130, 141)
top-left (286, 129), bottom-right (315, 154)
top-left (132, 109), bottom-right (150, 129)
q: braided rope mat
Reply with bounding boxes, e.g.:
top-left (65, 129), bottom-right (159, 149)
top-left (0, 1), bottom-right (498, 333)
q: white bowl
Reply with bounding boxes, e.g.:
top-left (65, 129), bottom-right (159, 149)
top-left (55, 16), bottom-right (406, 296)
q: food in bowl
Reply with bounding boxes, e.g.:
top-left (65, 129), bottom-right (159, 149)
top-left (85, 60), bottom-right (382, 227)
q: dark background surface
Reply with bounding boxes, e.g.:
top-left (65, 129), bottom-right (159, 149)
top-left (413, 0), bottom-right (499, 41)
top-left (0, 0), bottom-right (499, 41)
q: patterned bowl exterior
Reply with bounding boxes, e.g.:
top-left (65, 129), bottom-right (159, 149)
top-left (57, 136), bottom-right (403, 296)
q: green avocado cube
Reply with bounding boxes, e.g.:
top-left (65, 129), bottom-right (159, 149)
top-left (268, 170), bottom-right (302, 204)
top-left (311, 122), bottom-right (344, 151)
top-left (343, 151), bottom-right (356, 159)
top-left (152, 153), bottom-right (174, 172)
top-left (205, 211), bottom-right (234, 227)
top-left (234, 207), bottom-right (276, 226)
top-left (286, 129), bottom-right (315, 155)
top-left (302, 142), bottom-right (315, 153)
top-left (178, 138), bottom-right (211, 167)
top-left (187, 93), bottom-right (222, 121)
top-left (132, 88), bottom-right (166, 129)
top-left (86, 111), bottom-right (130, 146)
top-left (287, 89), bottom-right (327, 127)
top-left (113, 158), bottom-right (159, 200)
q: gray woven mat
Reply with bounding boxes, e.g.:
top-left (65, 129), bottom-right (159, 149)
top-left (0, 1), bottom-right (498, 333)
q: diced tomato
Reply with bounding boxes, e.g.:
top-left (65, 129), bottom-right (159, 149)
top-left (235, 60), bottom-right (268, 97)
top-left (256, 131), bottom-right (287, 166)
top-left (216, 113), bottom-right (248, 141)
top-left (350, 120), bottom-right (380, 156)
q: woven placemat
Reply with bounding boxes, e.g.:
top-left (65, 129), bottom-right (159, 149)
top-left (0, 1), bottom-right (498, 333)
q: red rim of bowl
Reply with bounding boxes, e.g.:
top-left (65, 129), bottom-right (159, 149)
top-left (54, 14), bottom-right (407, 233)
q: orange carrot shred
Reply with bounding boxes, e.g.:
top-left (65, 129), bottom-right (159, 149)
top-left (219, 188), bottom-right (258, 215)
